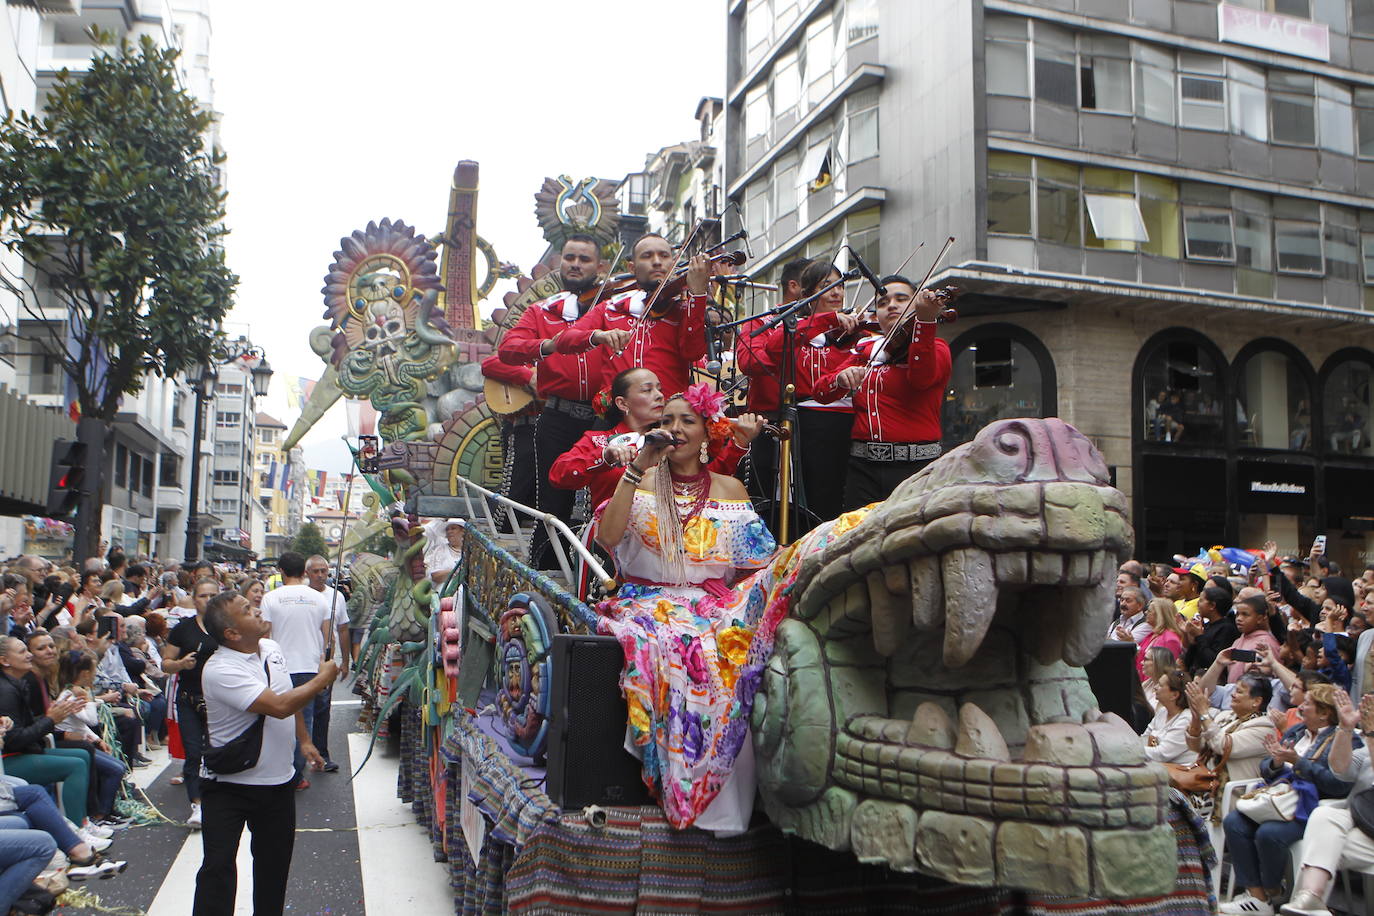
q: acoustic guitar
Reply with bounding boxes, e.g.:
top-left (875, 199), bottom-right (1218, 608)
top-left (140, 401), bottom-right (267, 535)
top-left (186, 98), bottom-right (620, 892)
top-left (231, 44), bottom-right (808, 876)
top-left (483, 376), bottom-right (537, 415)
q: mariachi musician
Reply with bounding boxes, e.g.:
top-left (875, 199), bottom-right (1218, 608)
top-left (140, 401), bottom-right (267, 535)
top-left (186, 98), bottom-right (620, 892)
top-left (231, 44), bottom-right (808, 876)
top-left (496, 234), bottom-right (610, 569)
top-left (478, 354), bottom-right (538, 512)
top-left (733, 256), bottom-right (811, 510)
top-left (816, 275), bottom-right (952, 512)
top-left (554, 233), bottom-right (711, 398)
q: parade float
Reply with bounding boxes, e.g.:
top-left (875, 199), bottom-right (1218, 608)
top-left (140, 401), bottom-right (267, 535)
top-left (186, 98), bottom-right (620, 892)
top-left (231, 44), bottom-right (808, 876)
top-left (290, 161), bottom-right (1216, 914)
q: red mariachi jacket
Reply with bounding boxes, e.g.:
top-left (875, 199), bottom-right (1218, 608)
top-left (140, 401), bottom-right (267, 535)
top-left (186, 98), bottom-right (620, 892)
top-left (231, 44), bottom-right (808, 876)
top-left (815, 321), bottom-right (951, 444)
top-left (549, 421), bottom-right (747, 511)
top-left (554, 289), bottom-right (708, 397)
top-left (496, 292), bottom-right (606, 402)
top-left (752, 311), bottom-right (857, 407)
top-left (733, 315), bottom-right (781, 415)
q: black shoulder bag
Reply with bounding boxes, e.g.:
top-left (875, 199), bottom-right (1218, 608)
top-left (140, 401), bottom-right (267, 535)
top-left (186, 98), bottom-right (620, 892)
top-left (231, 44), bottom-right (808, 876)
top-left (201, 658), bottom-right (270, 776)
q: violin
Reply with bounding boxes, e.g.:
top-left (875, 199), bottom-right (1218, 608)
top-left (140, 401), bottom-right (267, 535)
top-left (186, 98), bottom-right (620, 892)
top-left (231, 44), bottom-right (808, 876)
top-left (578, 271), bottom-right (637, 308)
top-left (644, 250), bottom-right (748, 317)
top-left (824, 287), bottom-right (959, 350)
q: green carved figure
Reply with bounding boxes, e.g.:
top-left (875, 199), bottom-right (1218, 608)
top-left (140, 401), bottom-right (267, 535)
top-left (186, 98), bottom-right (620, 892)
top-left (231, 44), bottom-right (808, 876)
top-left (751, 418), bottom-right (1175, 899)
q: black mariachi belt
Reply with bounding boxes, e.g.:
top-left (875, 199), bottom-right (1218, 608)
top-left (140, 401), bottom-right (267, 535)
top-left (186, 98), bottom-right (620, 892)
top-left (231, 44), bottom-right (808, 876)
top-left (849, 441), bottom-right (942, 463)
top-left (543, 395), bottom-right (597, 421)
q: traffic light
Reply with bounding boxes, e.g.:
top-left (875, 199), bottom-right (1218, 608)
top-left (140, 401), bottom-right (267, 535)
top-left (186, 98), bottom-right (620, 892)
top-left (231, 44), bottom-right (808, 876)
top-left (45, 439), bottom-right (86, 517)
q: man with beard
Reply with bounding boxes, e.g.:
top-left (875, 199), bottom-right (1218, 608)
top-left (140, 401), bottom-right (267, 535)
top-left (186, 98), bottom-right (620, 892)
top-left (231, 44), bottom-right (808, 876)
top-left (498, 235), bottom-right (613, 568)
top-left (555, 233), bottom-right (711, 398)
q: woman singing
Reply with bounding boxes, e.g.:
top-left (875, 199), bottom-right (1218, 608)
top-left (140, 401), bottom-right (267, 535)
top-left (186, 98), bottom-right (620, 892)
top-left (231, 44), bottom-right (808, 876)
top-left (550, 367), bottom-right (759, 514)
top-left (594, 383), bottom-right (779, 832)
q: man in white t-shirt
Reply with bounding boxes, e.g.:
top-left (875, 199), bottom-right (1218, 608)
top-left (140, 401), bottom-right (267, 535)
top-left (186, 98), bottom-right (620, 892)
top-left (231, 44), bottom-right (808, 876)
top-left (258, 552), bottom-right (330, 789)
top-left (304, 555), bottom-right (351, 773)
top-left (194, 590), bottom-right (337, 916)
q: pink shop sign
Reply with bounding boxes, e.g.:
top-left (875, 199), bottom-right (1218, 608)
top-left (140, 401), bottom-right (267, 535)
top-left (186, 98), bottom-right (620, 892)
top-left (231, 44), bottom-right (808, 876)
top-left (1218, 3), bottom-right (1330, 61)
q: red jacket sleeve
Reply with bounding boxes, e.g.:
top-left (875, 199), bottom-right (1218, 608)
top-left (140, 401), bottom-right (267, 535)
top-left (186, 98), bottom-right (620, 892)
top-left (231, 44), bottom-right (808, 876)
top-left (498, 306), bottom-right (549, 366)
top-left (903, 321), bottom-right (949, 390)
top-left (554, 301), bottom-right (607, 354)
top-left (480, 354), bottom-right (531, 387)
top-left (549, 432), bottom-right (609, 491)
top-left (813, 351), bottom-right (864, 404)
top-left (678, 293), bottom-right (709, 363)
top-left (734, 318), bottom-right (779, 378)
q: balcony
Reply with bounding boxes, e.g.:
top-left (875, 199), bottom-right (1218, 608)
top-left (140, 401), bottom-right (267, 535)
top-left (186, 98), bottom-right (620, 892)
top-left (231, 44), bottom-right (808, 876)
top-left (155, 484), bottom-right (185, 513)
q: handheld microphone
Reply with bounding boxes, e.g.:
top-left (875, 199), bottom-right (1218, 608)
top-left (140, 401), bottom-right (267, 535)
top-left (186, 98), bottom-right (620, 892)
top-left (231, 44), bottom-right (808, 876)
top-left (846, 246), bottom-right (886, 297)
top-left (644, 429), bottom-right (679, 448)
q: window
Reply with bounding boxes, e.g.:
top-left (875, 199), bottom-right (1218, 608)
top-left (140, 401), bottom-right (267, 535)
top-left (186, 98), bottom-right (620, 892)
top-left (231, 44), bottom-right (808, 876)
top-left (744, 180), bottom-right (770, 251)
top-left (1317, 80), bottom-right (1354, 155)
top-left (1356, 0), bottom-right (1374, 35)
top-left (772, 50), bottom-right (801, 124)
top-left (1229, 62), bottom-right (1268, 142)
top-left (1179, 55), bottom-right (1226, 131)
top-left (844, 209), bottom-right (881, 288)
top-left (1085, 194), bottom-right (1149, 247)
top-left (846, 86), bottom-right (879, 163)
top-left (1036, 159), bottom-right (1080, 245)
top-left (1324, 357), bottom-right (1374, 456)
top-left (773, 150), bottom-right (799, 219)
top-left (803, 12), bottom-right (836, 107)
top-left (987, 153), bottom-right (1033, 236)
top-left (985, 18), bottom-right (1029, 98)
top-left (1140, 339), bottom-right (1226, 446)
top-left (172, 391), bottom-right (185, 429)
top-left (1138, 175), bottom-right (1181, 258)
top-left (1078, 36), bottom-right (1131, 113)
top-left (1033, 23), bottom-right (1076, 107)
top-left (943, 327), bottom-right (1053, 450)
top-left (140, 455), bottom-right (153, 497)
top-left (218, 382), bottom-right (243, 396)
top-left (1270, 72), bottom-right (1316, 146)
top-left (744, 84), bottom-right (770, 148)
top-left (1323, 208), bottom-right (1359, 282)
top-left (1134, 44), bottom-right (1175, 124)
top-left (214, 441), bottom-right (240, 457)
top-left (159, 454), bottom-right (180, 488)
top-left (1234, 191), bottom-right (1273, 295)
top-left (1237, 348), bottom-right (1313, 451)
top-left (1357, 90), bottom-right (1374, 158)
top-left (1276, 219), bottom-right (1324, 273)
top-left (745, 0), bottom-right (772, 71)
top-left (216, 411), bottom-right (241, 427)
top-left (847, 0), bottom-right (878, 44)
top-left (1182, 207), bottom-right (1236, 261)
top-left (1363, 232), bottom-right (1374, 284)
top-left (212, 498), bottom-right (237, 515)
top-left (1271, 0), bottom-right (1311, 16)
top-left (114, 443), bottom-right (127, 489)
top-left (213, 469), bottom-right (240, 486)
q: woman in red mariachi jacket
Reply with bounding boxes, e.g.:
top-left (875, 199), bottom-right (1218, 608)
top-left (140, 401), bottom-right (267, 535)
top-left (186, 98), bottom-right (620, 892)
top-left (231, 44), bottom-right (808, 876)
top-left (550, 368), bottom-right (758, 516)
top-left (815, 275), bottom-right (951, 513)
top-left (755, 261), bottom-right (863, 530)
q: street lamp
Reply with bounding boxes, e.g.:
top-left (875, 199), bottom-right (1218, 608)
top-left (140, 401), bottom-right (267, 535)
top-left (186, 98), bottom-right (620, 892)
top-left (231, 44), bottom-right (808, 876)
top-left (184, 336), bottom-right (273, 563)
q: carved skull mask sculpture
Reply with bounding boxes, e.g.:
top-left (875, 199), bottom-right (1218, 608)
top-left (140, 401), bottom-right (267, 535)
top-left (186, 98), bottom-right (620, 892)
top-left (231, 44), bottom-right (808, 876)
top-left (751, 418), bottom-right (1175, 900)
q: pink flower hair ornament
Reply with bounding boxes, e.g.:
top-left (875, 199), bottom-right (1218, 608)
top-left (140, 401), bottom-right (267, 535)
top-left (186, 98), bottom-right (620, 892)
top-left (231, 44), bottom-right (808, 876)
top-left (681, 383), bottom-right (727, 421)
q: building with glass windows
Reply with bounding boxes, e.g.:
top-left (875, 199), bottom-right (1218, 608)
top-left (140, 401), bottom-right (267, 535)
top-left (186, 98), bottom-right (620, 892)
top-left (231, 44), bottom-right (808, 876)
top-left (724, 0), bottom-right (1374, 569)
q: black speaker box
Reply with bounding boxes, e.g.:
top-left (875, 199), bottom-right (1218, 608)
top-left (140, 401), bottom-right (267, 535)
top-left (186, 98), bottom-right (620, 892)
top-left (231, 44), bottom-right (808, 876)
top-left (1084, 639), bottom-right (1142, 731)
top-left (545, 634), bottom-right (653, 809)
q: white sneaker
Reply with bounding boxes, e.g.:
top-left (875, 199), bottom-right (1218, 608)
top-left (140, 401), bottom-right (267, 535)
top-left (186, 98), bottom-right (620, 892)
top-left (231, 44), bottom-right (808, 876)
top-left (1219, 893), bottom-right (1275, 915)
top-left (81, 821), bottom-right (113, 840)
top-left (77, 830), bottom-right (112, 852)
top-left (186, 803), bottom-right (202, 829)
top-left (1280, 890), bottom-right (1332, 916)
top-left (68, 854), bottom-right (126, 880)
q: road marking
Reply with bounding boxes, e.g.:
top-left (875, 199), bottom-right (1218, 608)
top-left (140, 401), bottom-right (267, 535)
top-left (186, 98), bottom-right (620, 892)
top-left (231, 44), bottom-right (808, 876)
top-left (348, 732), bottom-right (452, 914)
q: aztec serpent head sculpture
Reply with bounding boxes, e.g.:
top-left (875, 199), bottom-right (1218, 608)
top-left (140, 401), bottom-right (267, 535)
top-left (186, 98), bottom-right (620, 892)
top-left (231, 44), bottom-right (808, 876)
top-left (751, 418), bottom-right (1174, 899)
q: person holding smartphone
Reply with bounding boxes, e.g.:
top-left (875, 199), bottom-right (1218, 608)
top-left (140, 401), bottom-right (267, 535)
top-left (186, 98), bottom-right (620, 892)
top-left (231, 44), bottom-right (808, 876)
top-left (1221, 595), bottom-right (1284, 684)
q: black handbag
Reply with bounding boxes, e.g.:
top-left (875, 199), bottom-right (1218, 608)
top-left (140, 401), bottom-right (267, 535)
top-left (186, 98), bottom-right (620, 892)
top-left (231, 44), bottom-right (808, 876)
top-left (201, 659), bottom-right (270, 776)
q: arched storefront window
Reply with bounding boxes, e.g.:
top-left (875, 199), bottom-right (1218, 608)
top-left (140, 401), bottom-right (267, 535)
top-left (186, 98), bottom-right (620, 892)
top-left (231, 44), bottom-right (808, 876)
top-left (942, 324), bottom-right (1056, 449)
top-left (1321, 350), bottom-right (1374, 457)
top-left (1138, 337), bottom-right (1226, 448)
top-left (1234, 342), bottom-right (1316, 452)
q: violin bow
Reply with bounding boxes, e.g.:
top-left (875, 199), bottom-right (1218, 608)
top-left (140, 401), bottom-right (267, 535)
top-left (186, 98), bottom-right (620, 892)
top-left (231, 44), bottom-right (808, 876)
top-left (639, 218), bottom-right (711, 323)
top-left (585, 242), bottom-right (626, 310)
top-left (860, 236), bottom-right (955, 381)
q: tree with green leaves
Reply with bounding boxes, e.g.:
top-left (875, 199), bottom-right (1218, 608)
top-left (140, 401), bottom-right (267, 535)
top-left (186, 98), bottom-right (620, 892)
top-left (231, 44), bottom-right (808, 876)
top-left (0, 33), bottom-right (238, 562)
top-left (290, 522), bottom-right (328, 560)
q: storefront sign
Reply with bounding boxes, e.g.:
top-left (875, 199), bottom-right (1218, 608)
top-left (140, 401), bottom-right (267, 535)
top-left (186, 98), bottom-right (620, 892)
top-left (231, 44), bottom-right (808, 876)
top-left (1238, 461), bottom-right (1315, 513)
top-left (1218, 3), bottom-right (1330, 61)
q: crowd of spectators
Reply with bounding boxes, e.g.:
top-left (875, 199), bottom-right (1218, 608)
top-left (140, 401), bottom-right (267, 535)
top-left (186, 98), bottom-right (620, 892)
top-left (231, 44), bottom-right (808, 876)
top-left (0, 549), bottom-right (353, 915)
top-left (1112, 541), bottom-right (1374, 915)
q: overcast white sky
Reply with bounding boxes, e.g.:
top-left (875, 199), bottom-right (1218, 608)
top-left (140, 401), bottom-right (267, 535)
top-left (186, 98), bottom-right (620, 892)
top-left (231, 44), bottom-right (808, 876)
top-left (210, 1), bottom-right (726, 472)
